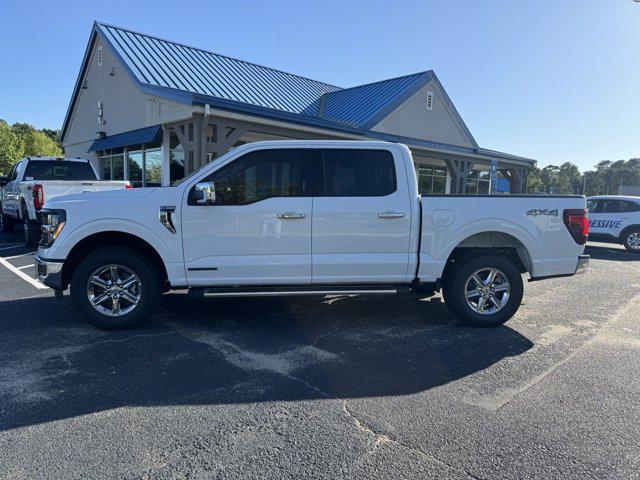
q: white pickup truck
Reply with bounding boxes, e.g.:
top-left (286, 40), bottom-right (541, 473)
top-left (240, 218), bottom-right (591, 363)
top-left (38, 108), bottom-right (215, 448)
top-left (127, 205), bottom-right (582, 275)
top-left (34, 141), bottom-right (590, 329)
top-left (0, 157), bottom-right (130, 246)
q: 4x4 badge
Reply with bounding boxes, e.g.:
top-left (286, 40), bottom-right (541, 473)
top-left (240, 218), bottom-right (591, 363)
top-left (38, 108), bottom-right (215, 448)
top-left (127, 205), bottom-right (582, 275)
top-left (526, 209), bottom-right (559, 217)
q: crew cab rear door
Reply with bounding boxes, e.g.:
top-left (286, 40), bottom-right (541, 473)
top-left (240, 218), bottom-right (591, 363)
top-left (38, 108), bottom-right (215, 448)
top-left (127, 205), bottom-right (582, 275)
top-left (311, 147), bottom-right (412, 283)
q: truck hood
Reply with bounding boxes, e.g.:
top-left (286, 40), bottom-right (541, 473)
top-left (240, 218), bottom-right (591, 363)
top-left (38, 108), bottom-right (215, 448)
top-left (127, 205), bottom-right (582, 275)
top-left (43, 187), bottom-right (157, 209)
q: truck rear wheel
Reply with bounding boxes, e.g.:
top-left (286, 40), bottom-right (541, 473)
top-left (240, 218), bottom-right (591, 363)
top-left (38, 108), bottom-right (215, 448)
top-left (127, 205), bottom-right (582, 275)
top-left (442, 254), bottom-right (523, 327)
top-left (70, 248), bottom-right (161, 329)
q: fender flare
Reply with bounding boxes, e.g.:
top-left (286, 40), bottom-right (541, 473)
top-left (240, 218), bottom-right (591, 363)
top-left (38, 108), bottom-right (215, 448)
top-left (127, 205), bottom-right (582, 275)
top-left (619, 224), bottom-right (640, 241)
top-left (62, 218), bottom-right (174, 261)
top-left (436, 219), bottom-right (538, 267)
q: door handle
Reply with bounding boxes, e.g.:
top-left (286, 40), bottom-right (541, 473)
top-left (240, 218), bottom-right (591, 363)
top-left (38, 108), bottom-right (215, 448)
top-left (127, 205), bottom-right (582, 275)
top-left (277, 212), bottom-right (305, 219)
top-left (378, 212), bottom-right (405, 219)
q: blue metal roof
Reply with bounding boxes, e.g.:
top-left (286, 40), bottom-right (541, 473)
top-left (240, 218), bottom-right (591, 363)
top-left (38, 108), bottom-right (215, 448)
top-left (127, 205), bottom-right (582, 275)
top-left (99, 23), bottom-right (340, 116)
top-left (88, 124), bottom-right (161, 152)
top-left (319, 72), bottom-right (427, 128)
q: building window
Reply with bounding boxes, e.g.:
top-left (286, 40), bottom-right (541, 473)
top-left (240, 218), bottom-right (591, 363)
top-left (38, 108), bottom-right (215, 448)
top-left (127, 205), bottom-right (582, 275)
top-left (145, 149), bottom-right (162, 186)
top-left (127, 142), bottom-right (162, 188)
top-left (416, 164), bottom-right (447, 194)
top-left (97, 46), bottom-right (103, 66)
top-left (128, 149), bottom-right (144, 187)
top-left (426, 91), bottom-right (434, 110)
top-left (206, 124), bottom-right (217, 143)
top-left (99, 148), bottom-right (124, 181)
top-left (100, 141), bottom-right (162, 187)
top-left (169, 131), bottom-right (185, 184)
top-left (465, 170), bottom-right (491, 195)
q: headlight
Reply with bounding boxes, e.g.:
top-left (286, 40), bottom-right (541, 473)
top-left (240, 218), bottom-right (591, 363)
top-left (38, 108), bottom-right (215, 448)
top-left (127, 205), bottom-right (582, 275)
top-left (39, 209), bottom-right (66, 247)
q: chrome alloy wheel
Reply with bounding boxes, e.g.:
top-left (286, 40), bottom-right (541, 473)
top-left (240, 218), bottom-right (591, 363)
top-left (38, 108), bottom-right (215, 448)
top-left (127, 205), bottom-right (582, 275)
top-left (464, 268), bottom-right (511, 315)
top-left (627, 232), bottom-right (640, 251)
top-left (86, 264), bottom-right (142, 316)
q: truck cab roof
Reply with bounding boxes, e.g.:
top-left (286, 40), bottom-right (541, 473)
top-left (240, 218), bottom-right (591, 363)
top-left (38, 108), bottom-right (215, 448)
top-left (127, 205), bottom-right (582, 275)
top-left (21, 157), bottom-right (90, 163)
top-left (587, 195), bottom-right (640, 203)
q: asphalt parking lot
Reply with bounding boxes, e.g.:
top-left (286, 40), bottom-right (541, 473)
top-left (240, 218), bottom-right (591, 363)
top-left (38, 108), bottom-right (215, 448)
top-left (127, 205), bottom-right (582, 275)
top-left (0, 231), bottom-right (639, 479)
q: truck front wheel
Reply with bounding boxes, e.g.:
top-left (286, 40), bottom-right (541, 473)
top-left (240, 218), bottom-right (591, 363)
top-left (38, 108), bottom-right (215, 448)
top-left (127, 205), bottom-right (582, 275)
top-left (442, 254), bottom-right (523, 327)
top-left (70, 248), bottom-right (161, 329)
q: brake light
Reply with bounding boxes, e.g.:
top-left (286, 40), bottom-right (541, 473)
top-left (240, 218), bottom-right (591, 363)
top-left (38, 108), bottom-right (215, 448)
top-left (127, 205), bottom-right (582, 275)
top-left (563, 209), bottom-right (589, 245)
top-left (125, 184), bottom-right (133, 189)
top-left (33, 184), bottom-right (44, 209)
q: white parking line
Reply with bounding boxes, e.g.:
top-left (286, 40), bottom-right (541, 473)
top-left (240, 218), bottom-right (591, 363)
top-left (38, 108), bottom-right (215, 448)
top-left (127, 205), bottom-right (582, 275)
top-left (0, 244), bottom-right (23, 252)
top-left (17, 264), bottom-right (34, 270)
top-left (4, 252), bottom-right (35, 260)
top-left (0, 256), bottom-right (48, 289)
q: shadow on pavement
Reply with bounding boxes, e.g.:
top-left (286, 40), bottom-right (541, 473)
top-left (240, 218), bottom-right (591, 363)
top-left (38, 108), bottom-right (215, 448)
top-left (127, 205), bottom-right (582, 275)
top-left (0, 292), bottom-right (533, 431)
top-left (584, 244), bottom-right (640, 262)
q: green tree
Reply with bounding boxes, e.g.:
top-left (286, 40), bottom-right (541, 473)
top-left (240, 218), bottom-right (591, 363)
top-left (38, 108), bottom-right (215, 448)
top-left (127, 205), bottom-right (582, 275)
top-left (11, 122), bottom-right (62, 158)
top-left (0, 120), bottom-right (23, 174)
top-left (23, 130), bottom-right (62, 157)
top-left (41, 128), bottom-right (62, 150)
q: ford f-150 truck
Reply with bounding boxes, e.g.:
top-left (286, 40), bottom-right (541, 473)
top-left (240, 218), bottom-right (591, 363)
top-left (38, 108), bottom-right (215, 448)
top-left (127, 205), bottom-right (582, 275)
top-left (0, 157), bottom-right (130, 246)
top-left (34, 141), bottom-right (590, 329)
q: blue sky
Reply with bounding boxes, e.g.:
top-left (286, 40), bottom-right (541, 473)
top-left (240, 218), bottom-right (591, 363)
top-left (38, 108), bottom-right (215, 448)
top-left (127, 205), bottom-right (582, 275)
top-left (1, 0), bottom-right (638, 170)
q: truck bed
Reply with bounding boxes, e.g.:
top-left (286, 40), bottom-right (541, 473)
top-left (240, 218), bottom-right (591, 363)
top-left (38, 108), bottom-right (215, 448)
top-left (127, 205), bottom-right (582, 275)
top-left (418, 194), bottom-right (587, 281)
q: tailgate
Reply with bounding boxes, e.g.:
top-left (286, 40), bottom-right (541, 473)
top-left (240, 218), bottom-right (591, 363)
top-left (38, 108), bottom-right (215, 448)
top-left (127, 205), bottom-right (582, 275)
top-left (41, 181), bottom-right (129, 199)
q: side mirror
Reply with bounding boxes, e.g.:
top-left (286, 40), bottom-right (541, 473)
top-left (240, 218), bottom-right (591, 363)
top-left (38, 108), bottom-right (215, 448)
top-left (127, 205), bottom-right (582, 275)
top-left (194, 181), bottom-right (216, 205)
top-left (0, 176), bottom-right (8, 187)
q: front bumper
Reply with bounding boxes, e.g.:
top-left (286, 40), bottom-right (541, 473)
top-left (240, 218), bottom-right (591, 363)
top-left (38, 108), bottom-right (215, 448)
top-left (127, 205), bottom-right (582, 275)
top-left (575, 254), bottom-right (590, 275)
top-left (35, 255), bottom-right (65, 290)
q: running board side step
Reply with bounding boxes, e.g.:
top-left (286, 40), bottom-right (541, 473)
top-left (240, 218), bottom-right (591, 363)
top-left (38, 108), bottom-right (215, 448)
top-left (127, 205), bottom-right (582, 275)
top-left (189, 284), bottom-right (412, 298)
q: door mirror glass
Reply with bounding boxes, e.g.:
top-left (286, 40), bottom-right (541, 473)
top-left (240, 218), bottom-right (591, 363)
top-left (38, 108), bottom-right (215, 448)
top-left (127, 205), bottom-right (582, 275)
top-left (194, 181), bottom-right (216, 205)
top-left (0, 175), bottom-right (9, 187)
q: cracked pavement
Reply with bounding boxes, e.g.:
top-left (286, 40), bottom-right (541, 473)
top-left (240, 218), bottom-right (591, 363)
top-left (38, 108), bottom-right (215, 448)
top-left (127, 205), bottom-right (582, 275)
top-left (1, 232), bottom-right (640, 479)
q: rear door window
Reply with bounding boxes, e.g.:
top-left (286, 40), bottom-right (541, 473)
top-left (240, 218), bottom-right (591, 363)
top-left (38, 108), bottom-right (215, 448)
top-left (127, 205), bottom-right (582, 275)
top-left (23, 161), bottom-right (97, 181)
top-left (319, 149), bottom-right (397, 197)
top-left (600, 200), bottom-right (639, 213)
top-left (620, 201), bottom-right (640, 212)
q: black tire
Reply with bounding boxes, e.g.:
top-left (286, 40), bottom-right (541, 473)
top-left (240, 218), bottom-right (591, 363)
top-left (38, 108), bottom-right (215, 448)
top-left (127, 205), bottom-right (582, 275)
top-left (621, 228), bottom-right (640, 253)
top-left (24, 219), bottom-right (41, 247)
top-left (442, 254), bottom-right (523, 327)
top-left (1, 210), bottom-right (14, 233)
top-left (70, 248), bottom-right (161, 329)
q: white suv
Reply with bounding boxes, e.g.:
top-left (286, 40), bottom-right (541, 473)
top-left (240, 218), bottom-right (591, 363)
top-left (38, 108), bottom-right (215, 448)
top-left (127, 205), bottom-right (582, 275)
top-left (587, 195), bottom-right (640, 252)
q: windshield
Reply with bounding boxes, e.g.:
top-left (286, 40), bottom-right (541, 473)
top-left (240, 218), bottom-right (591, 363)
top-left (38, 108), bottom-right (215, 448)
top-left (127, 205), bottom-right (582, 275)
top-left (23, 161), bottom-right (97, 181)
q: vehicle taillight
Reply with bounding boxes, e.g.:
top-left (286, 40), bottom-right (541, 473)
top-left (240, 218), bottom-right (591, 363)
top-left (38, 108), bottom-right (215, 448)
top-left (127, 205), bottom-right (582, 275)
top-left (563, 209), bottom-right (589, 245)
top-left (33, 184), bottom-right (44, 209)
top-left (125, 184), bottom-right (133, 189)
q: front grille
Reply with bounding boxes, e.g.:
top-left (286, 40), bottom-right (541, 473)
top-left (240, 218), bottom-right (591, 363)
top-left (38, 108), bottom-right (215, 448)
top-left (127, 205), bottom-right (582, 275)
top-left (37, 262), bottom-right (47, 277)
